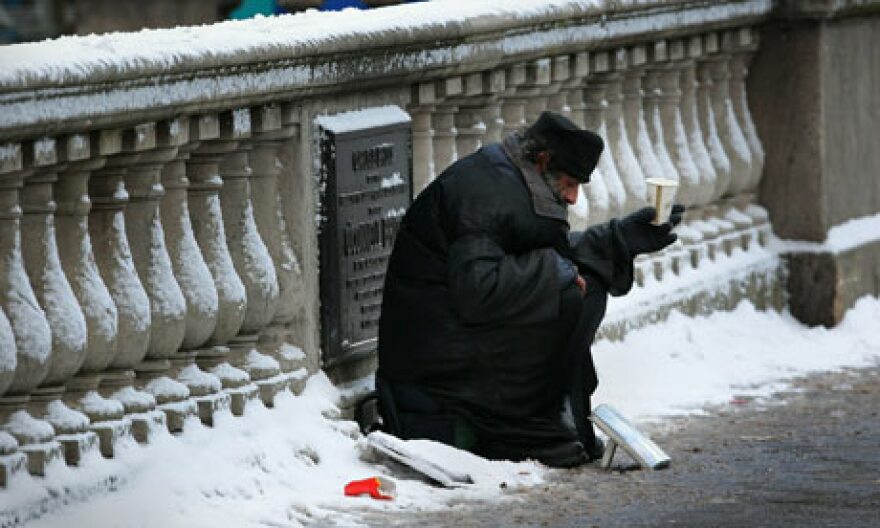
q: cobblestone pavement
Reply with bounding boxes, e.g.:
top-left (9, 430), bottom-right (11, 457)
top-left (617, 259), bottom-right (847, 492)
top-left (351, 365), bottom-right (880, 528)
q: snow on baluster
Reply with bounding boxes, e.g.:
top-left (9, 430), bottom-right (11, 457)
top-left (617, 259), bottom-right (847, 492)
top-left (0, 170), bottom-right (52, 397)
top-left (0, 166), bottom-right (58, 471)
top-left (657, 41), bottom-right (700, 208)
top-left (21, 166), bottom-right (88, 391)
top-left (729, 28), bottom-right (765, 193)
top-left (707, 33), bottom-right (751, 198)
top-left (583, 78), bottom-right (626, 219)
top-left (54, 156), bottom-right (127, 436)
top-left (0, 307), bottom-right (13, 398)
top-left (20, 158), bottom-right (99, 464)
top-left (603, 49), bottom-right (647, 214)
top-left (643, 44), bottom-right (680, 186)
top-left (251, 112), bottom-right (307, 380)
top-left (697, 45), bottom-right (732, 202)
top-left (161, 149), bottom-right (219, 352)
top-left (680, 37), bottom-right (718, 207)
top-left (623, 46), bottom-right (665, 186)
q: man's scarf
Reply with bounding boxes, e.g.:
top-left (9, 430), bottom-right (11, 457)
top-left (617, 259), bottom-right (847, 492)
top-left (501, 133), bottom-right (568, 222)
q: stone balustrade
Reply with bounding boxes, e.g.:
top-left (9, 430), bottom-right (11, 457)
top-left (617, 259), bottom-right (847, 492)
top-left (0, 0), bottom-right (797, 489)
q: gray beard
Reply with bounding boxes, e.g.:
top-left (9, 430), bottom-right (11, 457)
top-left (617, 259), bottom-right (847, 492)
top-left (540, 169), bottom-right (566, 206)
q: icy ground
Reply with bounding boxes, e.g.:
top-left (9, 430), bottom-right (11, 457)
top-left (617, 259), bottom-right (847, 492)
top-left (4, 296), bottom-right (880, 528)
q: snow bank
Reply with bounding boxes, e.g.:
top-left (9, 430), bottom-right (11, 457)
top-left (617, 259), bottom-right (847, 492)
top-left (15, 374), bottom-right (544, 528)
top-left (594, 295), bottom-right (880, 420)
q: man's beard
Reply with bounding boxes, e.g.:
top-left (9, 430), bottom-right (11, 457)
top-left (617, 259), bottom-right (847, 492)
top-left (541, 169), bottom-right (567, 206)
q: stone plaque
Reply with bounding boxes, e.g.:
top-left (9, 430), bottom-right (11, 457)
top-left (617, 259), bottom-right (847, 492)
top-left (315, 106), bottom-right (412, 367)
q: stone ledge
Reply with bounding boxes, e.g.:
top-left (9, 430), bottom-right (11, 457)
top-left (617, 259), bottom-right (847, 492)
top-left (0, 0), bottom-right (772, 139)
top-left (601, 249), bottom-right (785, 341)
top-left (786, 239), bottom-right (880, 327)
top-left (773, 0), bottom-right (880, 20)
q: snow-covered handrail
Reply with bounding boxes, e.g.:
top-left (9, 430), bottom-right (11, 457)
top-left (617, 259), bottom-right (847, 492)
top-left (0, 0), bottom-right (772, 137)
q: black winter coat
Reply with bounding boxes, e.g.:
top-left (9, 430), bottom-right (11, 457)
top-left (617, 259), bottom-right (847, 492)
top-left (377, 140), bottom-right (633, 443)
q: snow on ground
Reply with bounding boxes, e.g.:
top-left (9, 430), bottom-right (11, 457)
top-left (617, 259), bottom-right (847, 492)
top-left (4, 296), bottom-right (880, 527)
top-left (593, 295), bottom-right (880, 421)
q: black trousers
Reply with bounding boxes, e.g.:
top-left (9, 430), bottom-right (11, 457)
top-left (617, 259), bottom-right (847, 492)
top-left (379, 279), bottom-right (608, 454)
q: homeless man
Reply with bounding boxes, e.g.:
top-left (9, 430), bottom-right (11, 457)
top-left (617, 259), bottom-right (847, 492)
top-left (376, 111), bottom-right (683, 468)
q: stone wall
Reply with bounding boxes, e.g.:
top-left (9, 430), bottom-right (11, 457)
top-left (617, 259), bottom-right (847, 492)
top-left (751, 2), bottom-right (880, 325)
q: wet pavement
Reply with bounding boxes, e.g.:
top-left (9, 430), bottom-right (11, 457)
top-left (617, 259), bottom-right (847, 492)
top-left (355, 365), bottom-right (880, 527)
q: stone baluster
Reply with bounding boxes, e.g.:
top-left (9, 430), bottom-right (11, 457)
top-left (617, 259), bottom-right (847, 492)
top-left (623, 45), bottom-right (666, 185)
top-left (0, 144), bottom-right (61, 475)
top-left (729, 27), bottom-right (767, 211)
top-left (54, 132), bottom-right (130, 459)
top-left (0, 307), bottom-right (13, 400)
top-left (479, 69), bottom-right (508, 145)
top-left (681, 36), bottom-right (719, 208)
top-left (562, 52), bottom-right (592, 229)
top-left (0, 428), bottom-right (25, 487)
top-left (251, 105), bottom-right (308, 392)
top-left (159, 123), bottom-right (228, 426)
top-left (0, 147), bottom-right (16, 484)
top-left (454, 73), bottom-right (490, 158)
top-left (597, 48), bottom-right (647, 215)
top-left (522, 58), bottom-right (552, 124)
top-left (501, 63), bottom-right (529, 135)
top-left (188, 115), bottom-right (255, 417)
top-left (432, 77), bottom-right (461, 171)
top-left (408, 82), bottom-right (436, 192)
top-left (697, 33), bottom-right (732, 203)
top-left (657, 40), bottom-right (701, 208)
top-left (644, 41), bottom-right (680, 185)
top-left (121, 121), bottom-right (197, 433)
top-left (547, 55), bottom-right (574, 122)
top-left (706, 32), bottom-right (752, 199)
top-left (90, 136), bottom-right (166, 444)
top-left (277, 104), bottom-right (320, 377)
top-left (583, 51), bottom-right (626, 220)
top-left (217, 109), bottom-right (283, 408)
top-left (21, 137), bottom-right (100, 467)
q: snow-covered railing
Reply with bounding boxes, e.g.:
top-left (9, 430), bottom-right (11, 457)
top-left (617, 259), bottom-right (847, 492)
top-left (0, 0), bottom-right (782, 487)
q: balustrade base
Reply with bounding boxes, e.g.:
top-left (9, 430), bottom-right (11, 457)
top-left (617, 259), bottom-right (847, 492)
top-left (90, 418), bottom-right (133, 458)
top-left (226, 384), bottom-right (259, 417)
top-left (57, 431), bottom-right (100, 466)
top-left (129, 410), bottom-right (168, 443)
top-left (600, 246), bottom-right (784, 342)
top-left (285, 368), bottom-right (310, 396)
top-left (20, 441), bottom-right (64, 477)
top-left (194, 392), bottom-right (232, 427)
top-left (255, 374), bottom-right (288, 408)
top-left (0, 452), bottom-right (27, 487)
top-left (157, 399), bottom-right (199, 433)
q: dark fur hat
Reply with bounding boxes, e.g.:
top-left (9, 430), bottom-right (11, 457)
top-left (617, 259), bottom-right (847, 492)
top-left (526, 111), bottom-right (604, 183)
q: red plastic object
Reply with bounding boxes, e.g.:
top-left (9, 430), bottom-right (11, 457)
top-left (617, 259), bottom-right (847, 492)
top-left (344, 476), bottom-right (395, 500)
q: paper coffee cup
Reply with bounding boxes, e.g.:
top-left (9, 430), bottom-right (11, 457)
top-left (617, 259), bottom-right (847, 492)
top-left (645, 177), bottom-right (679, 225)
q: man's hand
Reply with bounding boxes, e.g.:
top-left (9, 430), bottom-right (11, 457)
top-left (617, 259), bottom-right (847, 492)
top-left (575, 274), bottom-right (587, 294)
top-left (619, 205), bottom-right (685, 258)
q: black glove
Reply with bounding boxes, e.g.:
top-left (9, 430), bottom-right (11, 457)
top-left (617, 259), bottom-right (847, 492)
top-left (618, 204), bottom-right (685, 258)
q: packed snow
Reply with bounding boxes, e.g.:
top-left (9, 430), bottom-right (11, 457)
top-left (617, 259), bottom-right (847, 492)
top-left (2, 294), bottom-right (878, 527)
top-left (773, 211), bottom-right (880, 254)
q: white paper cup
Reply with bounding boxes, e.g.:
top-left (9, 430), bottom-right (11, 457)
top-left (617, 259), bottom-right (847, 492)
top-left (645, 177), bottom-right (679, 225)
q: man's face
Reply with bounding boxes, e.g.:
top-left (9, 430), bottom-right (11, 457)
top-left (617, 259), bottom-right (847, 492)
top-left (554, 172), bottom-right (581, 206)
top-left (535, 151), bottom-right (582, 206)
